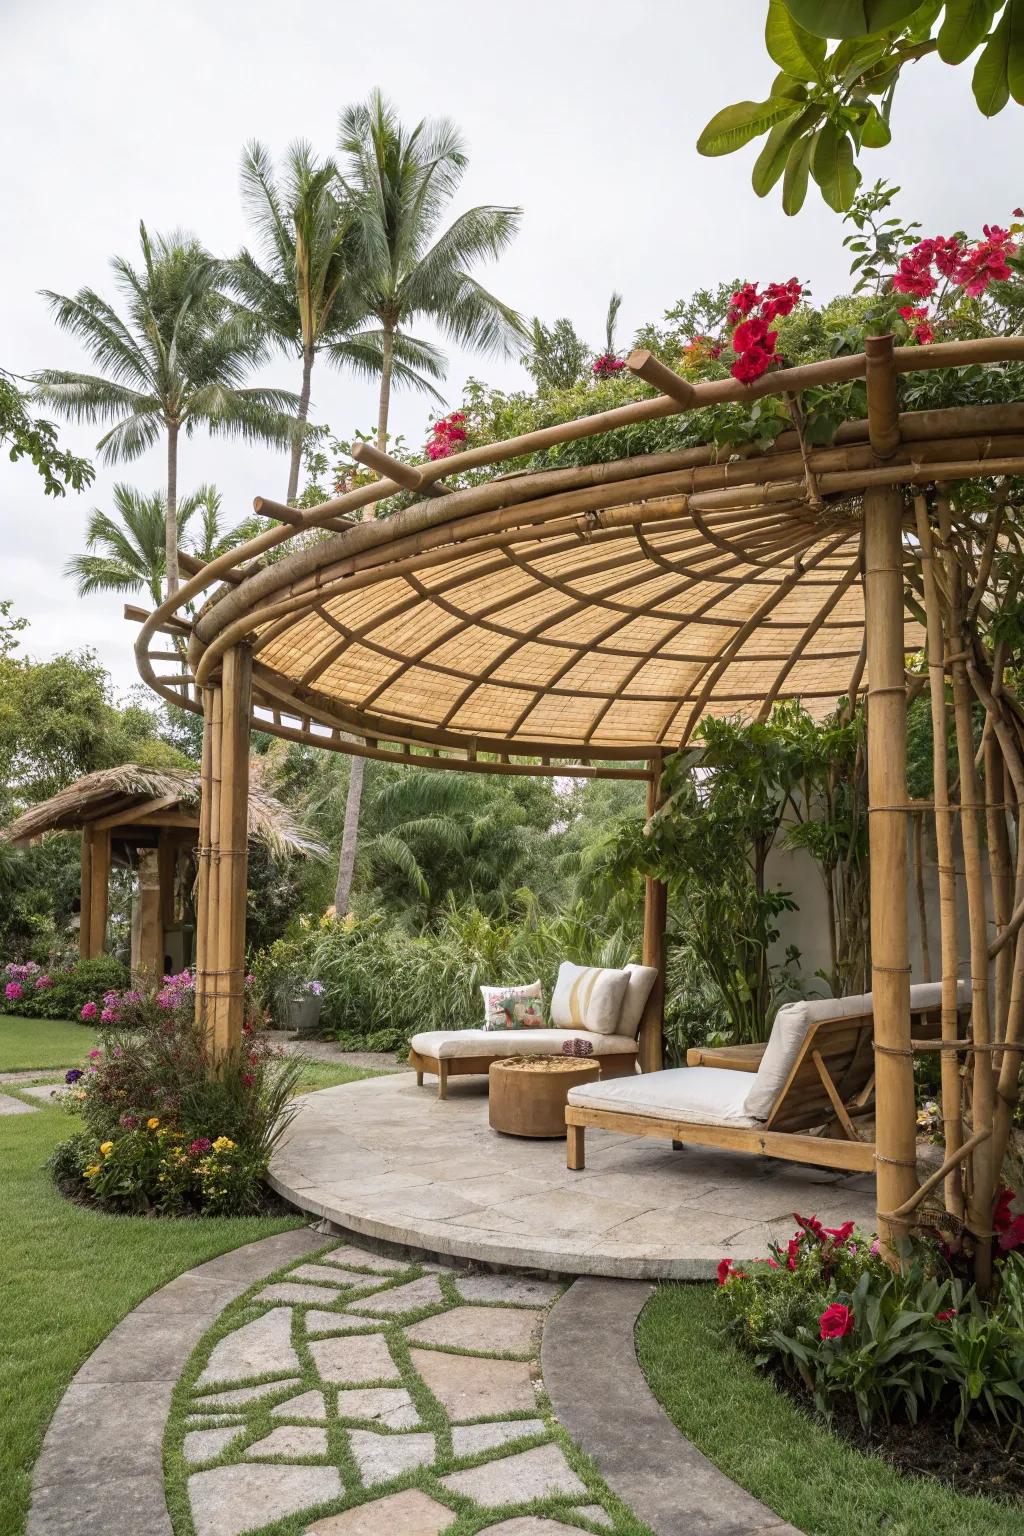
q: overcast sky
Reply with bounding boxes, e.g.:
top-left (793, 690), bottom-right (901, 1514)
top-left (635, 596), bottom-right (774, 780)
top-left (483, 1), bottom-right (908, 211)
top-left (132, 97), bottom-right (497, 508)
top-left (3, 0), bottom-right (1021, 697)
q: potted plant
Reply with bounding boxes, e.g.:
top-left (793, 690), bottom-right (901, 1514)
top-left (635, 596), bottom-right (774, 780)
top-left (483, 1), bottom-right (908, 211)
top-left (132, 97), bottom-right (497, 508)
top-left (289, 979), bottom-right (324, 1037)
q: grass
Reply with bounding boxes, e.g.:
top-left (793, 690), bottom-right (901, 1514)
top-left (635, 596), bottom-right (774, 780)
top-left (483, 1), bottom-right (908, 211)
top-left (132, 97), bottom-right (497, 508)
top-left (0, 1015), bottom-right (97, 1071)
top-left (291, 1059), bottom-right (383, 1095)
top-left (637, 1282), bottom-right (1023, 1536)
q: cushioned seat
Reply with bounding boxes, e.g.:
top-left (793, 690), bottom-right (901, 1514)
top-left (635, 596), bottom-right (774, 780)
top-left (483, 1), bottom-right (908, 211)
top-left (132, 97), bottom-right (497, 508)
top-left (410, 1028), bottom-right (639, 1060)
top-left (567, 1067), bottom-right (760, 1127)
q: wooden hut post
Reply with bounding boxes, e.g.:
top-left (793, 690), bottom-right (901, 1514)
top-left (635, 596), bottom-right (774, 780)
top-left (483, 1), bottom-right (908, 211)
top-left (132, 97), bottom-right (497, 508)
top-left (88, 826), bottom-right (111, 957)
top-left (79, 827), bottom-right (94, 960)
top-left (210, 646), bottom-right (252, 1066)
top-left (639, 755), bottom-right (667, 1073)
top-left (134, 848), bottom-right (163, 984)
top-left (195, 682), bottom-right (223, 1047)
top-left (863, 336), bottom-right (918, 1244)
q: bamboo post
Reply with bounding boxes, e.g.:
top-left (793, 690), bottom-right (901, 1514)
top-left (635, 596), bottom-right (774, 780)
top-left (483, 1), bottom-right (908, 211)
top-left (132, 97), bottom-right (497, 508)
top-left (135, 848), bottom-right (163, 984)
top-left (863, 336), bottom-right (917, 1246)
top-left (210, 646), bottom-right (252, 1066)
top-left (79, 828), bottom-right (94, 960)
top-left (157, 829), bottom-right (176, 934)
top-left (947, 515), bottom-right (996, 1289)
top-left (88, 826), bottom-right (111, 957)
top-left (914, 496), bottom-right (964, 1217)
top-left (195, 682), bottom-right (221, 1042)
top-left (639, 757), bottom-right (667, 1074)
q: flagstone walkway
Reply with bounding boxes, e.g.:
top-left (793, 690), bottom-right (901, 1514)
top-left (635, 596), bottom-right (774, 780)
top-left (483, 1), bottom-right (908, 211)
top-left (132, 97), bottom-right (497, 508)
top-left (171, 1241), bottom-right (624, 1536)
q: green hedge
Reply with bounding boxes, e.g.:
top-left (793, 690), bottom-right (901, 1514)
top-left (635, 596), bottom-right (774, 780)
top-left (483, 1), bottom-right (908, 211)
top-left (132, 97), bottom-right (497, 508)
top-left (0, 955), bottom-right (129, 1021)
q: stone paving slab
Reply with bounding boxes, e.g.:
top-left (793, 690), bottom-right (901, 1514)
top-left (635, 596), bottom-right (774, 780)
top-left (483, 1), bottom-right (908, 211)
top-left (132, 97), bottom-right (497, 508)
top-left (261, 1282), bottom-right (363, 1305)
top-left (305, 1310), bottom-right (382, 1335)
top-left (320, 1243), bottom-right (410, 1274)
top-left (409, 1348), bottom-right (537, 1418)
top-left (476, 1521), bottom-right (593, 1535)
top-left (194, 1378), bottom-right (301, 1411)
top-left (309, 1331), bottom-right (399, 1383)
top-left (335, 1386), bottom-right (421, 1428)
top-left (247, 1425), bottom-right (329, 1459)
top-left (291, 1262), bottom-right (372, 1286)
top-left (270, 1074), bottom-right (878, 1277)
top-left (184, 1426), bottom-right (243, 1464)
top-left (454, 1273), bottom-right (562, 1306)
top-left (0, 1089), bottom-right (38, 1113)
top-left (405, 1304), bottom-right (542, 1355)
top-left (272, 1388), bottom-right (329, 1422)
top-left (197, 1307), bottom-right (300, 1385)
top-left (27, 1226), bottom-right (322, 1536)
top-left (346, 1274), bottom-right (444, 1314)
top-left (347, 1428), bottom-right (436, 1483)
top-left (305, 1488), bottom-right (452, 1534)
top-left (451, 1419), bottom-right (546, 1454)
top-left (188, 1463), bottom-right (342, 1536)
top-left (439, 1443), bottom-right (586, 1505)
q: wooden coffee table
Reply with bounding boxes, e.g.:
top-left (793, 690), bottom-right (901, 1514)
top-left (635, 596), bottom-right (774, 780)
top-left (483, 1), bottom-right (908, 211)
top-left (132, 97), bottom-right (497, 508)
top-left (488, 1056), bottom-right (601, 1138)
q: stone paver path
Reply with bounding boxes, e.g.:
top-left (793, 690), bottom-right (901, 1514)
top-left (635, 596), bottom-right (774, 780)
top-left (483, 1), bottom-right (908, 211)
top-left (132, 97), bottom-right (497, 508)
top-left (171, 1242), bottom-right (632, 1536)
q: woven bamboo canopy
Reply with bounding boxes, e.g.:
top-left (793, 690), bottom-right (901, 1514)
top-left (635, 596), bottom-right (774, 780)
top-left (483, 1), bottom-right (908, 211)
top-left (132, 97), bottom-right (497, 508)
top-left (130, 332), bottom-right (1024, 1280)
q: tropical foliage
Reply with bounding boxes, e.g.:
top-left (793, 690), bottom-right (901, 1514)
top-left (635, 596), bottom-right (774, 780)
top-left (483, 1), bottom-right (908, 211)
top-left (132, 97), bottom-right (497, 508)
top-left (700, 1), bottom-right (1024, 214)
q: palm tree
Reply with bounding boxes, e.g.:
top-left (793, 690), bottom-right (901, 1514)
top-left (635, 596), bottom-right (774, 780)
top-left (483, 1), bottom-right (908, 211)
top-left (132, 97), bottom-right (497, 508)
top-left (331, 89), bottom-right (526, 914)
top-left (224, 140), bottom-right (443, 504)
top-left (66, 483), bottom-right (253, 606)
top-left (34, 222), bottom-right (297, 594)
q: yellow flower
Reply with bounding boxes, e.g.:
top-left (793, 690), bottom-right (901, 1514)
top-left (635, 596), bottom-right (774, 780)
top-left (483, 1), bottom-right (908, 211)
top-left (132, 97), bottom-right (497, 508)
top-left (212, 1136), bottom-right (235, 1152)
top-left (147, 1117), bottom-right (160, 1129)
top-left (83, 1164), bottom-right (101, 1178)
top-left (99, 1141), bottom-right (114, 1156)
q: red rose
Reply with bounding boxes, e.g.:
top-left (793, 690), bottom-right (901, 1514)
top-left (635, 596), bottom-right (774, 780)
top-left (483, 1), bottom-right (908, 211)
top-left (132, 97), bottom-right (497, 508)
top-left (819, 1303), bottom-right (853, 1340)
top-left (935, 1309), bottom-right (957, 1322)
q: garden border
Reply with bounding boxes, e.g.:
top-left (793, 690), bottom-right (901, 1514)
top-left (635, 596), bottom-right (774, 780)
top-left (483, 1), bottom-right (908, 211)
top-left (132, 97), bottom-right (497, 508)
top-left (25, 1226), bottom-right (321, 1536)
top-left (542, 1277), bottom-right (802, 1536)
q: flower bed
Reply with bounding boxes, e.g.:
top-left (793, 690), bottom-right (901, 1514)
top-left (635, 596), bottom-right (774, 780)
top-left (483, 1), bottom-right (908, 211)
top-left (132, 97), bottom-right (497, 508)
top-left (715, 1209), bottom-right (1024, 1502)
top-left (1, 955), bottom-right (129, 1021)
top-left (50, 971), bottom-right (301, 1217)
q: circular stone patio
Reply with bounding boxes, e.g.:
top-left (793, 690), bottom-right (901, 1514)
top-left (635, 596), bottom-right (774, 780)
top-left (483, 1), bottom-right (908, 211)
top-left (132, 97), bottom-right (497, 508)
top-left (269, 1076), bottom-right (877, 1278)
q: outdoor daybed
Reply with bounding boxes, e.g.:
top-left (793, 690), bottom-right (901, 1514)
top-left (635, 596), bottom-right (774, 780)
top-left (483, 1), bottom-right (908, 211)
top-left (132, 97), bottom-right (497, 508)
top-left (409, 962), bottom-right (658, 1097)
top-left (565, 981), bottom-right (970, 1174)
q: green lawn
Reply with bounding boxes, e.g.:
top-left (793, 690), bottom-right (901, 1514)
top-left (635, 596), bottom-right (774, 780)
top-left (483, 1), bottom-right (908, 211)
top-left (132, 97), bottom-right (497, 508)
top-left (291, 1058), bottom-right (385, 1094)
top-left (0, 1015), bottom-right (97, 1071)
top-left (0, 1025), bottom-right (383, 1536)
top-left (637, 1283), bottom-right (1023, 1536)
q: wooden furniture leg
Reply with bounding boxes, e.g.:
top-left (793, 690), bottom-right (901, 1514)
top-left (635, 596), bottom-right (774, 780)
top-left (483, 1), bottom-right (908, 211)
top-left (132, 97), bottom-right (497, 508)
top-left (438, 1060), bottom-right (449, 1100)
top-left (567, 1122), bottom-right (585, 1170)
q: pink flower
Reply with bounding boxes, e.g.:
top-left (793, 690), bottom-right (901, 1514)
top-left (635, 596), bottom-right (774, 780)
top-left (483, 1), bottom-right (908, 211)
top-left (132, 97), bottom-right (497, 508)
top-left (913, 321), bottom-right (935, 346)
top-left (80, 1001), bottom-right (99, 1020)
top-left (89, 1048), bottom-right (101, 1059)
top-left (819, 1303), bottom-right (854, 1340)
top-left (892, 253), bottom-right (936, 298)
top-left (35, 974), bottom-right (52, 990)
top-left (189, 1137), bottom-right (212, 1156)
top-left (5, 981), bottom-right (23, 1001)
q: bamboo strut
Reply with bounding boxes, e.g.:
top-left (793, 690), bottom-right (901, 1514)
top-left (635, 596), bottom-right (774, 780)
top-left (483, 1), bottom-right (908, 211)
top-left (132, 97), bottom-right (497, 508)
top-left (879, 1127), bottom-right (992, 1224)
top-left (914, 495), bottom-right (964, 1216)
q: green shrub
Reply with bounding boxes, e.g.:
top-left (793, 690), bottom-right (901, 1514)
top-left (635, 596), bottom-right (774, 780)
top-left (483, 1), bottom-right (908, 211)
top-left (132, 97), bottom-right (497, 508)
top-left (716, 1213), bottom-right (1024, 1440)
top-left (1, 955), bottom-right (128, 1020)
top-left (252, 899), bottom-right (637, 1049)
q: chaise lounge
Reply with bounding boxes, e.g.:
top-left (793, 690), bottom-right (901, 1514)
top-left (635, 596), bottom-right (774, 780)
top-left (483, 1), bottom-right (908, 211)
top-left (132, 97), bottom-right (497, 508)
top-left (565, 981), bottom-right (970, 1174)
top-left (409, 962), bottom-right (658, 1097)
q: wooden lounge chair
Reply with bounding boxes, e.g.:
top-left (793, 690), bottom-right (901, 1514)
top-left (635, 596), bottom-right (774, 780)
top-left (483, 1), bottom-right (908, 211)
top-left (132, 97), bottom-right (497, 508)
top-left (565, 981), bottom-right (971, 1175)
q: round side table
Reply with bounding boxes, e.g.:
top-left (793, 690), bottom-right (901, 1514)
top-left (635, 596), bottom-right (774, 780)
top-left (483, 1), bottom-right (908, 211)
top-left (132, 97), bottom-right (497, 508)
top-left (488, 1056), bottom-right (600, 1138)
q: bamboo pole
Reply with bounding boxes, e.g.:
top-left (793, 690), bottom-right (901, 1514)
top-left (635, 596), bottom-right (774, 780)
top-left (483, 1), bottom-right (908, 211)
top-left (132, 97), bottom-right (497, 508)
top-left (89, 827), bottom-right (110, 957)
top-left (946, 499), bottom-right (996, 1290)
top-left (79, 828), bottom-right (94, 960)
top-left (985, 733), bottom-right (1014, 1032)
top-left (863, 337), bottom-right (917, 1246)
top-left (914, 495), bottom-right (964, 1217)
top-left (195, 683), bottom-right (222, 1044)
top-left (210, 647), bottom-right (252, 1066)
top-left (640, 757), bottom-right (668, 1074)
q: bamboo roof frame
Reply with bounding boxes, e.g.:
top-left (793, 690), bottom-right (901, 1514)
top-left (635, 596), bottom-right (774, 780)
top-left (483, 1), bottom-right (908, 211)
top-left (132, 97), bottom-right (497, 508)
top-left (129, 337), bottom-right (1024, 779)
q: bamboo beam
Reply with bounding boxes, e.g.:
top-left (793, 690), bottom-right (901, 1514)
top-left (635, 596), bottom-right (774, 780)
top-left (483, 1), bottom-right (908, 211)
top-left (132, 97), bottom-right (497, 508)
top-left (626, 349), bottom-right (698, 408)
top-left (640, 756), bottom-right (668, 1073)
top-left (92, 793), bottom-right (182, 831)
top-left (349, 441), bottom-right (448, 496)
top-left (914, 495), bottom-right (964, 1217)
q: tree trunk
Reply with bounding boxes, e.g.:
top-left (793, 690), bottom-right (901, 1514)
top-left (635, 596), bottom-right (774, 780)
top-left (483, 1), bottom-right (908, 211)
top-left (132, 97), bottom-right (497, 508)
top-left (331, 322), bottom-right (395, 915)
top-left (165, 421), bottom-right (179, 596)
top-left (286, 345), bottom-right (315, 504)
top-left (333, 754), bottom-right (365, 915)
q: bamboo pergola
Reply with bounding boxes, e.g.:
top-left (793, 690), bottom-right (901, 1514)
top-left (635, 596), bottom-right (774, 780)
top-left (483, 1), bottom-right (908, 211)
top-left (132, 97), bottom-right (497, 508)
top-left (131, 332), bottom-right (1024, 1278)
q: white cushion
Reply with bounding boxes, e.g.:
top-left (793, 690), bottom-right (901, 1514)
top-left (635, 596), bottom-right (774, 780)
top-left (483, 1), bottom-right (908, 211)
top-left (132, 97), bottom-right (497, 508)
top-left (550, 962), bottom-right (630, 1035)
top-left (410, 1028), bottom-right (639, 1061)
top-left (568, 1067), bottom-right (760, 1127)
top-left (616, 964), bottom-right (659, 1039)
top-left (909, 980), bottom-right (971, 1011)
top-left (743, 991), bottom-right (875, 1121)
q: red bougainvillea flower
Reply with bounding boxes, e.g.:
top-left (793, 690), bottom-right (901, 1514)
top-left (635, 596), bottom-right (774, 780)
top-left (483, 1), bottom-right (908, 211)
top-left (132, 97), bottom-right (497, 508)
top-left (592, 352), bottom-right (625, 377)
top-left (819, 1303), bottom-right (854, 1340)
top-left (892, 252), bottom-right (937, 298)
top-left (794, 1213), bottom-right (826, 1240)
top-left (786, 1237), bottom-right (801, 1271)
top-left (731, 345), bottom-right (774, 383)
top-left (935, 1309), bottom-right (958, 1322)
top-left (717, 1258), bottom-right (747, 1285)
top-left (914, 320), bottom-right (935, 346)
top-left (425, 411), bottom-right (469, 461)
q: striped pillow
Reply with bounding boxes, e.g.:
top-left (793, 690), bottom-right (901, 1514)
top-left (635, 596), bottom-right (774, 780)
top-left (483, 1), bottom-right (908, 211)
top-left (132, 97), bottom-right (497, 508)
top-left (550, 962), bottom-right (630, 1036)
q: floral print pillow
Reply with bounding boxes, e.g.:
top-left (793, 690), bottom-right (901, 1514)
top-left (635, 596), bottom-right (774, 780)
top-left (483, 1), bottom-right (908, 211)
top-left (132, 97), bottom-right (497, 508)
top-left (481, 980), bottom-right (545, 1030)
